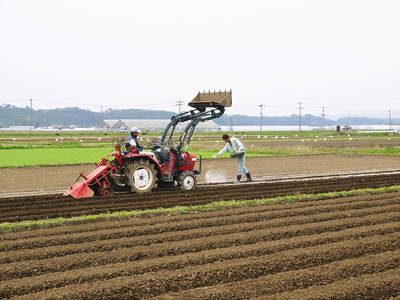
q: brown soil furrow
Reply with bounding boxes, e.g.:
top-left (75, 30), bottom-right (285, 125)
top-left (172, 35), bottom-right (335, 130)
top-left (1, 205), bottom-right (399, 265)
top-left (1, 222), bottom-right (398, 298)
top-left (1, 174), bottom-right (395, 208)
top-left (2, 191), bottom-right (397, 242)
top-left (2, 174), bottom-right (399, 222)
top-left (2, 176), bottom-right (397, 222)
top-left (1, 177), bottom-right (394, 214)
top-left (10, 233), bottom-right (400, 300)
top-left (0, 212), bottom-right (398, 281)
top-left (1, 200), bottom-right (398, 253)
top-left (152, 250), bottom-right (400, 300)
top-left (255, 269), bottom-right (400, 300)
top-left (5, 177), bottom-right (397, 222)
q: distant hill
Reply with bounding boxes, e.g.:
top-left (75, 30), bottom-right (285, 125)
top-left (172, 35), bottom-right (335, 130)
top-left (215, 114), bottom-right (393, 127)
top-left (0, 105), bottom-right (175, 128)
top-left (0, 105), bottom-right (396, 128)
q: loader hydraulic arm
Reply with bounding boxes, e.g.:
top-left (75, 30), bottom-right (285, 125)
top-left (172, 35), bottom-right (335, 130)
top-left (160, 90), bottom-right (231, 150)
top-left (177, 106), bottom-right (225, 150)
top-left (160, 106), bottom-right (225, 151)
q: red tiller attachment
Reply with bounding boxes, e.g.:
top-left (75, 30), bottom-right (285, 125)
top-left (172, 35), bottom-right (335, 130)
top-left (65, 180), bottom-right (95, 198)
top-left (64, 165), bottom-right (112, 198)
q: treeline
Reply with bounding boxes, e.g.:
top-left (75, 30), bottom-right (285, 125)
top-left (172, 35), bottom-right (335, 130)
top-left (0, 104), bottom-right (396, 128)
top-left (0, 105), bottom-right (175, 128)
top-left (217, 114), bottom-right (393, 126)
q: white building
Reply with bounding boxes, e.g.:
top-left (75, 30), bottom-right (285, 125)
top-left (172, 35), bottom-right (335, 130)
top-left (99, 119), bottom-right (120, 131)
top-left (1, 126), bottom-right (35, 131)
top-left (99, 119), bottom-right (220, 132)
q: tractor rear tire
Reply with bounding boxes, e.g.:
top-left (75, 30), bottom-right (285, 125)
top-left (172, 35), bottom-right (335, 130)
top-left (126, 159), bottom-right (157, 193)
top-left (178, 171), bottom-right (197, 191)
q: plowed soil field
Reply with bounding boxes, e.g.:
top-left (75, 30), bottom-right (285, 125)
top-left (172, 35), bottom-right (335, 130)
top-left (2, 172), bottom-right (400, 222)
top-left (1, 191), bottom-right (399, 299)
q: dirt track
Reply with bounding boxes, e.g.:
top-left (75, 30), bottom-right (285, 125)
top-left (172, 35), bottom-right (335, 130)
top-left (1, 172), bottom-right (400, 222)
top-left (0, 191), bottom-right (399, 299)
top-left (1, 154), bottom-right (400, 194)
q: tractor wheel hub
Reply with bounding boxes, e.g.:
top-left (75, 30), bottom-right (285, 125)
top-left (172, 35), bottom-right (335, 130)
top-left (183, 175), bottom-right (195, 190)
top-left (133, 168), bottom-right (151, 188)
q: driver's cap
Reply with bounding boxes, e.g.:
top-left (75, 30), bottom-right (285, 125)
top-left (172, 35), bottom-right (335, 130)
top-left (130, 127), bottom-right (141, 133)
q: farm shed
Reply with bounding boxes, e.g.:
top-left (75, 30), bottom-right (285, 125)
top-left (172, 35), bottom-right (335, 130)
top-left (104, 119), bottom-right (220, 133)
top-left (99, 119), bottom-right (120, 131)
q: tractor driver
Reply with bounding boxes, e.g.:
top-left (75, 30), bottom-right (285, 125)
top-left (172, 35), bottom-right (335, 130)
top-left (126, 127), bottom-right (143, 152)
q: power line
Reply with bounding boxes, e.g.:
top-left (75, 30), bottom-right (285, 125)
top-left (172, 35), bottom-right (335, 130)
top-left (389, 109), bottom-right (393, 130)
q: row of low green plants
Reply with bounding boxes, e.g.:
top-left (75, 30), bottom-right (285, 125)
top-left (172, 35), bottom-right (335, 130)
top-left (0, 147), bottom-right (113, 167)
top-left (1, 184), bottom-right (399, 233)
top-left (0, 130), bottom-right (397, 138)
top-left (187, 148), bottom-right (302, 159)
top-left (2, 133), bottom-right (399, 150)
top-left (1, 146), bottom-right (400, 168)
top-left (0, 142), bottom-right (111, 149)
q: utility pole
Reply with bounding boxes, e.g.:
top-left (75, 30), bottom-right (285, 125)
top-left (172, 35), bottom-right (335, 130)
top-left (321, 106), bottom-right (326, 128)
top-left (100, 105), bottom-right (103, 133)
top-left (229, 116), bottom-right (233, 132)
top-left (29, 99), bottom-right (33, 132)
top-left (389, 109), bottom-right (393, 131)
top-left (347, 112), bottom-right (352, 131)
top-left (298, 102), bottom-right (303, 131)
top-left (176, 100), bottom-right (184, 113)
top-left (259, 104), bottom-right (266, 132)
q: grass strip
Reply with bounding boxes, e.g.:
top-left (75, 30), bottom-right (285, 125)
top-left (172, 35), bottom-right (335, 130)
top-left (1, 185), bottom-right (400, 234)
top-left (2, 147), bottom-right (400, 168)
top-left (0, 148), bottom-right (112, 167)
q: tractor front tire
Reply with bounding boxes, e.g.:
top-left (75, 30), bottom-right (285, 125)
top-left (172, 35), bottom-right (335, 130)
top-left (126, 159), bottom-right (157, 193)
top-left (178, 171), bottom-right (197, 191)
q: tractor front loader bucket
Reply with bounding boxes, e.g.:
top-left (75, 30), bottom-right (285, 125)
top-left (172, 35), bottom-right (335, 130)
top-left (64, 165), bottom-right (110, 198)
top-left (189, 90), bottom-right (232, 109)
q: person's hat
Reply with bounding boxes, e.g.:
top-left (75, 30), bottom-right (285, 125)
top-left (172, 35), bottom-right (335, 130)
top-left (130, 127), bottom-right (141, 133)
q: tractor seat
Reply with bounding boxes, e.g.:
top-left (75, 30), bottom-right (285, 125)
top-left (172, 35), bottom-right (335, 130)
top-left (154, 148), bottom-right (170, 165)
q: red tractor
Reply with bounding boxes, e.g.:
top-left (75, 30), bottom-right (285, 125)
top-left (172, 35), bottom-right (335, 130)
top-left (65, 91), bottom-right (232, 198)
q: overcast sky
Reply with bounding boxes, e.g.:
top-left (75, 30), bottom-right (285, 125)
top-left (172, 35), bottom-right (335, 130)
top-left (0, 0), bottom-right (399, 118)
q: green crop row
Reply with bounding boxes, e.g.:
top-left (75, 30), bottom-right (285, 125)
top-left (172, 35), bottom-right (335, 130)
top-left (1, 147), bottom-right (400, 168)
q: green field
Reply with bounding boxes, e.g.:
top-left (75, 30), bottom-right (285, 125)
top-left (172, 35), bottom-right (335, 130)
top-left (0, 147), bottom-right (112, 167)
top-left (1, 146), bottom-right (400, 168)
top-left (1, 130), bottom-right (400, 167)
top-left (0, 129), bottom-right (397, 138)
top-left (0, 147), bottom-right (296, 167)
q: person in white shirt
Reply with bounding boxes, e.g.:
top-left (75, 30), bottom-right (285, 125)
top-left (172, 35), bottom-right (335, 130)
top-left (213, 134), bottom-right (252, 183)
top-left (126, 127), bottom-right (143, 152)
